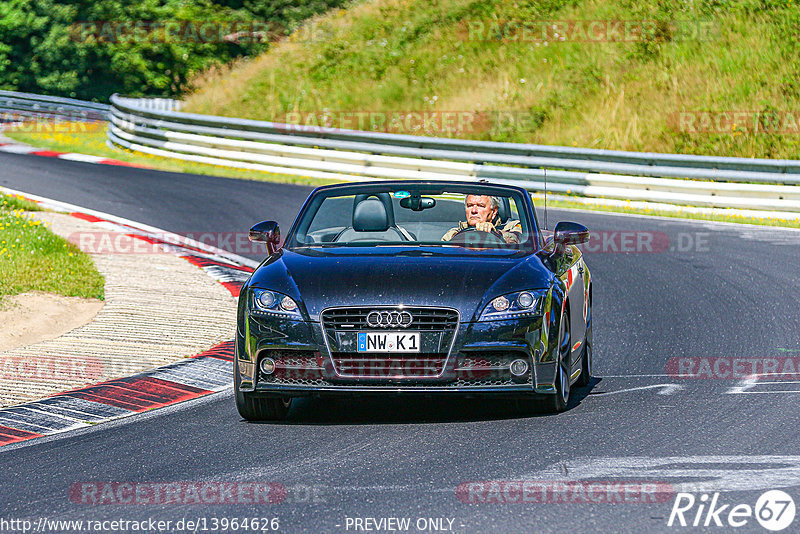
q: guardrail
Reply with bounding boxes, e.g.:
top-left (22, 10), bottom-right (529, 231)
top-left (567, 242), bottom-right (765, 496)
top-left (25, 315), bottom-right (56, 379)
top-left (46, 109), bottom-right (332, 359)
top-left (0, 91), bottom-right (181, 123)
top-left (0, 90), bottom-right (109, 122)
top-left (109, 95), bottom-right (800, 214)
top-left (1, 91), bottom-right (797, 216)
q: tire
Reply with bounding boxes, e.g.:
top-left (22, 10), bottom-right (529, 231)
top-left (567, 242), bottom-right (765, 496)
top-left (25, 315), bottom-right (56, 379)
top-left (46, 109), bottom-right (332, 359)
top-left (540, 308), bottom-right (571, 413)
top-left (236, 392), bottom-right (291, 422)
top-left (575, 300), bottom-right (592, 387)
top-left (234, 355), bottom-right (291, 421)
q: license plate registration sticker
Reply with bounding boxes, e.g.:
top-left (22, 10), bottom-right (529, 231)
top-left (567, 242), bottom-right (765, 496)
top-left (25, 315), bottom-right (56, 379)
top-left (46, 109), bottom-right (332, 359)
top-left (357, 332), bottom-right (421, 353)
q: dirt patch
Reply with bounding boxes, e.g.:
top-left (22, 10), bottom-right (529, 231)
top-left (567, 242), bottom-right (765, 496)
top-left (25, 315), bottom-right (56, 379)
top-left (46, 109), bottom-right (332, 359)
top-left (0, 292), bottom-right (104, 352)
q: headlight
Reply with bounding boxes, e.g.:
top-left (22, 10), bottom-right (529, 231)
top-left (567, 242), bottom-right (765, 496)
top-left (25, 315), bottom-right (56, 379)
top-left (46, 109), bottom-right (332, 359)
top-left (251, 288), bottom-right (303, 319)
top-left (479, 289), bottom-right (546, 321)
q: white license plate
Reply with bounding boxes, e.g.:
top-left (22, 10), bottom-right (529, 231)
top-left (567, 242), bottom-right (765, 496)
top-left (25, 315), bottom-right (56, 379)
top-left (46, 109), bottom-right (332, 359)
top-left (357, 332), bottom-right (421, 353)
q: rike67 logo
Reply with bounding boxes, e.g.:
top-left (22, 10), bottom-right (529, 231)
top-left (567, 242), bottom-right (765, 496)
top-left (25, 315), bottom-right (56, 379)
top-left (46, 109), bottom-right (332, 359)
top-left (668, 490), bottom-right (796, 531)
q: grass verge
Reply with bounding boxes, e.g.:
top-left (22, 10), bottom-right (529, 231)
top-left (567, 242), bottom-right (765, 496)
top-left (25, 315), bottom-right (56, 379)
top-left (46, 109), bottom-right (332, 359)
top-left (184, 0), bottom-right (800, 160)
top-left (0, 193), bottom-right (105, 300)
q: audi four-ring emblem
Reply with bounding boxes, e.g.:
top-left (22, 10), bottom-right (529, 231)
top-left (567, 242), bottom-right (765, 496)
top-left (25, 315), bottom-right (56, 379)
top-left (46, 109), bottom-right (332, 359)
top-left (366, 310), bottom-right (413, 328)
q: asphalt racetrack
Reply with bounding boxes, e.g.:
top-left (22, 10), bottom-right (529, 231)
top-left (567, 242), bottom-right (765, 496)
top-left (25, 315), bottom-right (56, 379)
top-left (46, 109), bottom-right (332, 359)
top-left (1, 152), bottom-right (799, 533)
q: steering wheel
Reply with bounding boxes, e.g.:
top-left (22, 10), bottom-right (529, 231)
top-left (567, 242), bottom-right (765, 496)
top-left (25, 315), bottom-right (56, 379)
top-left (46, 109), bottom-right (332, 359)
top-left (449, 226), bottom-right (506, 246)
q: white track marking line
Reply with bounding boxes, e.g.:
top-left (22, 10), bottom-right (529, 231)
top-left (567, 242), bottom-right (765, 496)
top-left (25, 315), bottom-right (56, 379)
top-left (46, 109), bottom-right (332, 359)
top-left (522, 455), bottom-right (800, 493)
top-left (726, 373), bottom-right (800, 394)
top-left (592, 384), bottom-right (685, 396)
top-left (728, 391), bottom-right (800, 394)
top-left (57, 153), bottom-right (105, 163)
top-left (602, 374), bottom-right (674, 377)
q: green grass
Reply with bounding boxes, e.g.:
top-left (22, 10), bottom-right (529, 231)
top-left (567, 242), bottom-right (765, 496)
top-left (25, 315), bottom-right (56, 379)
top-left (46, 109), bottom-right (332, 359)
top-left (4, 124), bottom-right (332, 187)
top-left (1, 194), bottom-right (41, 212)
top-left (183, 0), bottom-right (800, 160)
top-left (0, 194), bottom-right (105, 299)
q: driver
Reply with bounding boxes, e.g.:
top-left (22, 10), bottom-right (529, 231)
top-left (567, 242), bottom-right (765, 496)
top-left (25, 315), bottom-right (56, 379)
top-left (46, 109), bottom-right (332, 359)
top-left (442, 194), bottom-right (522, 244)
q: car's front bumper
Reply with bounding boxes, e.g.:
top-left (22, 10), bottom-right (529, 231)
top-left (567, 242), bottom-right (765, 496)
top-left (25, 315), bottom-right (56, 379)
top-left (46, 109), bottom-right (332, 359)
top-left (237, 312), bottom-right (559, 397)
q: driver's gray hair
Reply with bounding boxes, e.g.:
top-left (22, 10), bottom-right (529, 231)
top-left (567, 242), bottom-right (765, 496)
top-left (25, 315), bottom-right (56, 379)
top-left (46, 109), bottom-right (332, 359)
top-left (464, 194), bottom-right (500, 210)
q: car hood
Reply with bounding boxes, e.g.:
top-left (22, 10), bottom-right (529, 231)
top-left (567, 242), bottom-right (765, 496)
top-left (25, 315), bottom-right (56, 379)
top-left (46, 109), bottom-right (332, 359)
top-left (248, 246), bottom-right (552, 321)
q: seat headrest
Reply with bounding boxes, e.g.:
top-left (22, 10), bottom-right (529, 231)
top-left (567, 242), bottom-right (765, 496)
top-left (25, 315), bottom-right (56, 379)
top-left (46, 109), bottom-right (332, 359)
top-left (353, 199), bottom-right (390, 232)
top-left (353, 192), bottom-right (395, 225)
top-left (496, 196), bottom-right (511, 223)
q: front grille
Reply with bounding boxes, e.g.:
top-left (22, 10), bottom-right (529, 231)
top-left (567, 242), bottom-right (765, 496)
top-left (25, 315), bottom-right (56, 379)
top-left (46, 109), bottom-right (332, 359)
top-left (322, 306), bottom-right (458, 379)
top-left (454, 351), bottom-right (532, 385)
top-left (262, 376), bottom-right (328, 387)
top-left (453, 377), bottom-right (522, 387)
top-left (321, 307), bottom-right (458, 331)
top-left (254, 348), bottom-right (532, 387)
top-left (331, 352), bottom-right (446, 378)
top-left (257, 350), bottom-right (326, 384)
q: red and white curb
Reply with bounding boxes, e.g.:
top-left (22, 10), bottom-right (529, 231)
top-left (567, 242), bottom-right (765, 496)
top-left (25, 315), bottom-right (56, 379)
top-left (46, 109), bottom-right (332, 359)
top-left (0, 342), bottom-right (234, 446)
top-left (0, 187), bottom-right (260, 447)
top-left (66, 210), bottom-right (256, 297)
top-left (0, 139), bottom-right (150, 169)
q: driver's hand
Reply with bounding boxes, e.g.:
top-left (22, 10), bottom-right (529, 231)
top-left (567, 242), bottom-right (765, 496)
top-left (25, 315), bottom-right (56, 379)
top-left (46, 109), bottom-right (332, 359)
top-left (475, 221), bottom-right (495, 233)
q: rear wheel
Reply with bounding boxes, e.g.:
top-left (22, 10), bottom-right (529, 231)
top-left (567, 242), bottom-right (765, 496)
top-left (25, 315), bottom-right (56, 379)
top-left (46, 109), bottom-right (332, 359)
top-left (234, 356), bottom-right (291, 421)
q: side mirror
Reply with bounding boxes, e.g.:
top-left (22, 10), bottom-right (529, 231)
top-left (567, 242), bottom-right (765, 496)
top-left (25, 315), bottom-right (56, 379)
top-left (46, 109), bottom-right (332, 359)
top-left (249, 220), bottom-right (281, 254)
top-left (553, 221), bottom-right (589, 255)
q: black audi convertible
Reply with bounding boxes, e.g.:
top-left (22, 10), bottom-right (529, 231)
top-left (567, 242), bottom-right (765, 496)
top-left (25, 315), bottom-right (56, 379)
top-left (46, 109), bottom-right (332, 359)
top-left (235, 180), bottom-right (592, 420)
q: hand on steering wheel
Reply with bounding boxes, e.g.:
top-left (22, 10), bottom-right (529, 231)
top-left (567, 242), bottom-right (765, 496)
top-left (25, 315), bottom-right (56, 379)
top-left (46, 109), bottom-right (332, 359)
top-left (474, 221), bottom-right (496, 233)
top-left (451, 225), bottom-right (506, 244)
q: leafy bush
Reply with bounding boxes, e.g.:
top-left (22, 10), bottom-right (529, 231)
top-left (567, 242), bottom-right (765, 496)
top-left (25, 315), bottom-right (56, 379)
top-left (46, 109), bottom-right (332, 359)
top-left (0, 0), bottom-right (349, 101)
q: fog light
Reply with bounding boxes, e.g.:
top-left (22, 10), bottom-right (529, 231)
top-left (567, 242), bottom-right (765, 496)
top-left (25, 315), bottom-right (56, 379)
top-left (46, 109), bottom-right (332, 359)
top-left (259, 357), bottom-right (276, 375)
top-left (510, 358), bottom-right (529, 377)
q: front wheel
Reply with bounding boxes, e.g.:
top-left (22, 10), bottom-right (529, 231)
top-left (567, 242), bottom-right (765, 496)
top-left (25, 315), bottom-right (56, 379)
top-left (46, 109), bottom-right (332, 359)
top-left (575, 301), bottom-right (592, 387)
top-left (234, 356), bottom-right (291, 421)
top-left (540, 309), bottom-right (571, 413)
top-left (236, 390), bottom-right (291, 422)
top-left (516, 310), bottom-right (572, 415)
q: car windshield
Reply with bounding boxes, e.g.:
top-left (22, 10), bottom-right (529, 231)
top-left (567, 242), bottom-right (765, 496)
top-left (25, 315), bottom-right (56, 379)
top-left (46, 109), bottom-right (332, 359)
top-left (286, 184), bottom-right (538, 250)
